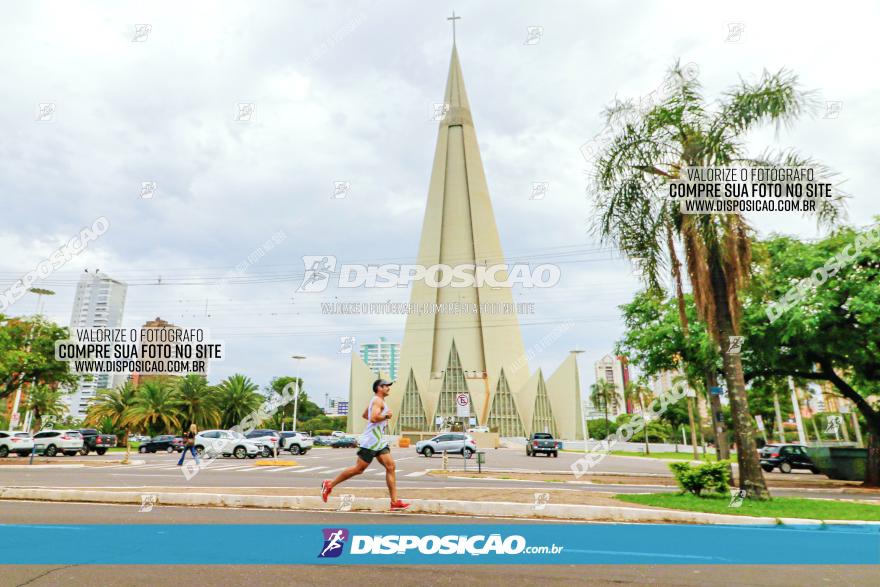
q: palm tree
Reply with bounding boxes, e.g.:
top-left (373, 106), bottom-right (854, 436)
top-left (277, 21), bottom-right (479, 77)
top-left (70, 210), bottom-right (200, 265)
top-left (126, 378), bottom-right (183, 436)
top-left (591, 62), bottom-right (843, 499)
top-left (176, 374), bottom-right (220, 430)
top-left (213, 374), bottom-right (263, 429)
top-left (624, 378), bottom-right (654, 454)
top-left (23, 384), bottom-right (68, 432)
top-left (85, 382), bottom-right (137, 463)
top-left (590, 380), bottom-right (618, 438)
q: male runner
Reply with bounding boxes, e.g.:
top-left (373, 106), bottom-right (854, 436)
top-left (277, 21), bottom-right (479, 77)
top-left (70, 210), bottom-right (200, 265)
top-left (321, 378), bottom-right (409, 511)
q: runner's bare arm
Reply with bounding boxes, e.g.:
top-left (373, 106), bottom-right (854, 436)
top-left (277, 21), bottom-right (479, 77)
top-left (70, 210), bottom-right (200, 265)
top-left (362, 406), bottom-right (369, 420)
top-left (369, 398), bottom-right (390, 423)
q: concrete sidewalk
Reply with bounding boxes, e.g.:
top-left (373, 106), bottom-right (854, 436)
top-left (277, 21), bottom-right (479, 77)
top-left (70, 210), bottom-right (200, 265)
top-left (3, 485), bottom-right (878, 526)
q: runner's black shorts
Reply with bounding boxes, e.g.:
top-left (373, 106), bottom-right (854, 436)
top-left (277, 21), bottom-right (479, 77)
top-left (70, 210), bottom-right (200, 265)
top-left (357, 446), bottom-right (390, 463)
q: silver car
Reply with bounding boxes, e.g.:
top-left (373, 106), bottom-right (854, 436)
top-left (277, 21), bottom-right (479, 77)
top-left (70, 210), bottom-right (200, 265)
top-left (415, 433), bottom-right (477, 458)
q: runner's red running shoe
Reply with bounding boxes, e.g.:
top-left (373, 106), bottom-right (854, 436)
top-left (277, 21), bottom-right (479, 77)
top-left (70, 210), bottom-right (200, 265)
top-left (390, 499), bottom-right (410, 511)
top-left (321, 480), bottom-right (333, 503)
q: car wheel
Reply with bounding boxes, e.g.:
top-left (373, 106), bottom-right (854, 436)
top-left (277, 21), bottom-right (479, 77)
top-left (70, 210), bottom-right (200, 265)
top-left (166, 446), bottom-right (174, 453)
top-left (0, 446), bottom-right (8, 458)
top-left (809, 467), bottom-right (820, 475)
top-left (761, 464), bottom-right (774, 473)
top-left (463, 448), bottom-right (474, 459)
top-left (139, 446), bottom-right (147, 454)
top-left (80, 446), bottom-right (90, 456)
top-left (195, 446), bottom-right (205, 456)
top-left (780, 461), bottom-right (792, 474)
top-left (553, 451), bottom-right (558, 458)
top-left (96, 448), bottom-right (107, 456)
top-left (423, 447), bottom-right (434, 458)
top-left (46, 444), bottom-right (58, 457)
top-left (233, 446), bottom-right (247, 459)
top-left (290, 445), bottom-right (301, 455)
top-left (260, 446), bottom-right (271, 458)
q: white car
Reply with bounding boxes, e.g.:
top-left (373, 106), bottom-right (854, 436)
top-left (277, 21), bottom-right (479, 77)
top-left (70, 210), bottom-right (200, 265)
top-left (194, 430), bottom-right (261, 459)
top-left (331, 431), bottom-right (346, 438)
top-left (32, 430), bottom-right (84, 457)
top-left (280, 431), bottom-right (314, 455)
top-left (0, 431), bottom-right (34, 457)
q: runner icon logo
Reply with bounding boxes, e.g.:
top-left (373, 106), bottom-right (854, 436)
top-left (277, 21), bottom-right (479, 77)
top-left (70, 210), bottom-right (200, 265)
top-left (318, 528), bottom-right (349, 558)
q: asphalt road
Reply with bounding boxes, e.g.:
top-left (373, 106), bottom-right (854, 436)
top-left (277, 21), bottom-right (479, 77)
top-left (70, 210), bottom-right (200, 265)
top-left (1, 502), bottom-right (877, 587)
top-left (1, 447), bottom-right (867, 501)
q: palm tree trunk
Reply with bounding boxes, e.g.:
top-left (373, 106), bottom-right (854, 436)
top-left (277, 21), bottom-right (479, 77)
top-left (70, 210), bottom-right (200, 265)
top-left (123, 429), bottom-right (130, 465)
top-left (638, 396), bottom-right (650, 454)
top-left (708, 257), bottom-right (769, 499)
top-left (667, 227), bottom-right (728, 460)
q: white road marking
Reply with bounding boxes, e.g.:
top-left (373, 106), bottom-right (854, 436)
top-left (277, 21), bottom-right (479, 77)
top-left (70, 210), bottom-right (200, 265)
top-left (405, 470), bottom-right (428, 477)
top-left (291, 466), bottom-right (328, 473)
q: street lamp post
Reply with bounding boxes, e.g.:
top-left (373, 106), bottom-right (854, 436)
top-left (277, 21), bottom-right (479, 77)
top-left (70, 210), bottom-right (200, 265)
top-left (291, 355), bottom-right (306, 432)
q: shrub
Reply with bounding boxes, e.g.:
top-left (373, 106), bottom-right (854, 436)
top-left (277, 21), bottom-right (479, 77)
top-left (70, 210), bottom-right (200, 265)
top-left (669, 460), bottom-right (731, 497)
top-left (587, 419), bottom-right (617, 440)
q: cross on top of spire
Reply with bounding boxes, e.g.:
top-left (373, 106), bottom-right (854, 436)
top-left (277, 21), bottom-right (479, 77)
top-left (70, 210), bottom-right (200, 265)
top-left (447, 10), bottom-right (461, 45)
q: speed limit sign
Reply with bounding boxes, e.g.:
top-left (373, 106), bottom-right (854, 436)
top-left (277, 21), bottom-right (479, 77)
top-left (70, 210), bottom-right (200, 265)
top-left (455, 393), bottom-right (470, 417)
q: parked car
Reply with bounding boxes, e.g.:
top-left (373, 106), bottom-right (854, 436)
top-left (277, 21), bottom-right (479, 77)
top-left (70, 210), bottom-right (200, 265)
top-left (77, 428), bottom-right (117, 456)
top-left (313, 435), bottom-right (335, 446)
top-left (194, 430), bottom-right (261, 459)
top-left (415, 433), bottom-right (477, 458)
top-left (331, 436), bottom-right (358, 448)
top-left (467, 426), bottom-right (490, 434)
top-left (760, 443), bottom-right (819, 474)
top-left (138, 435), bottom-right (183, 454)
top-left (0, 431), bottom-right (34, 457)
top-left (526, 432), bottom-right (560, 457)
top-left (246, 429), bottom-right (282, 457)
top-left (31, 430), bottom-right (84, 457)
top-left (279, 431), bottom-right (314, 455)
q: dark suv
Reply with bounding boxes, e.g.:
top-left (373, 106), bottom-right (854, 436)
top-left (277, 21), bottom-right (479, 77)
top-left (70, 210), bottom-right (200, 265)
top-left (760, 444), bottom-right (818, 474)
top-left (139, 435), bottom-right (184, 453)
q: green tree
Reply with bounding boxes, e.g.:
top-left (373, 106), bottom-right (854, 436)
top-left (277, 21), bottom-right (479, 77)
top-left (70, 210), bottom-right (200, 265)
top-left (742, 224), bottom-right (880, 485)
top-left (126, 379), bottom-right (183, 436)
top-left (176, 374), bottom-right (220, 430)
top-left (85, 382), bottom-right (138, 462)
top-left (592, 62), bottom-right (843, 498)
top-left (213, 374), bottom-right (262, 429)
top-left (590, 380), bottom-right (618, 433)
top-left (1, 315), bottom-right (78, 401)
top-left (23, 384), bottom-right (69, 431)
top-left (624, 378), bottom-right (655, 454)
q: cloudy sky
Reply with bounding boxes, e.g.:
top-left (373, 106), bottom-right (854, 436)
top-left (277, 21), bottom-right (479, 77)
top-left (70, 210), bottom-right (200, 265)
top-left (2, 1), bottom-right (878, 407)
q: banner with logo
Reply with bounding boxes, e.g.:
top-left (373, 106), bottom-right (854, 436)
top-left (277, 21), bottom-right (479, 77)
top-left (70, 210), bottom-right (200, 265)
top-left (1, 524), bottom-right (878, 564)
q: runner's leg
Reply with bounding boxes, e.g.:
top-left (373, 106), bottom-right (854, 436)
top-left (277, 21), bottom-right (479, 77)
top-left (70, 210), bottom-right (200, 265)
top-left (376, 452), bottom-right (397, 503)
top-left (329, 456), bottom-right (369, 489)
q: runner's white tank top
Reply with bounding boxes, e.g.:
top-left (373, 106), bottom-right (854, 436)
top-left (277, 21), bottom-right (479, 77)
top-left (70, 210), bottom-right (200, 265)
top-left (358, 396), bottom-right (389, 450)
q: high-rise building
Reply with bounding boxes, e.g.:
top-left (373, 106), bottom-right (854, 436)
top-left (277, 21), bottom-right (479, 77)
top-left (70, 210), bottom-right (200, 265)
top-left (590, 355), bottom-right (630, 419)
top-left (131, 317), bottom-right (206, 386)
top-left (347, 42), bottom-right (584, 439)
top-left (66, 271), bottom-right (127, 418)
top-left (359, 337), bottom-right (400, 382)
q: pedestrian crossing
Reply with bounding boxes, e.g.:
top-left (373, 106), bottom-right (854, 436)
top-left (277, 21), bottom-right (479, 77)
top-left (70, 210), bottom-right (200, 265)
top-left (87, 461), bottom-right (431, 477)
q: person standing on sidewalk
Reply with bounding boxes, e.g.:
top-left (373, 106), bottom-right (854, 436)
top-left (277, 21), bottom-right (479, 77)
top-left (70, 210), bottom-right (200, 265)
top-left (177, 424), bottom-right (200, 466)
top-left (321, 379), bottom-right (409, 511)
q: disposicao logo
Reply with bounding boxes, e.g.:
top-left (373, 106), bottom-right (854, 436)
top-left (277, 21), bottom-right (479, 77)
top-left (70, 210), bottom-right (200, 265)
top-left (318, 528), bottom-right (349, 558)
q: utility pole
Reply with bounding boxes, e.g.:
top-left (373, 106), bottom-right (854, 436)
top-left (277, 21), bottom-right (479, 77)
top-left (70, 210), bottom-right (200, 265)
top-left (788, 377), bottom-right (806, 445)
top-left (291, 355), bottom-right (306, 432)
top-left (773, 390), bottom-right (786, 444)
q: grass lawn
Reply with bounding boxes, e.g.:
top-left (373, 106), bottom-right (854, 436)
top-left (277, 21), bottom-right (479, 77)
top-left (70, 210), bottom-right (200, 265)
top-left (616, 492), bottom-right (880, 521)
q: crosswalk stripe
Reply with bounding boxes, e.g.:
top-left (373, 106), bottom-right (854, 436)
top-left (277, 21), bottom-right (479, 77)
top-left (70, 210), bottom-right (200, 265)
top-left (292, 466), bottom-right (327, 473)
top-left (405, 470), bottom-right (428, 477)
